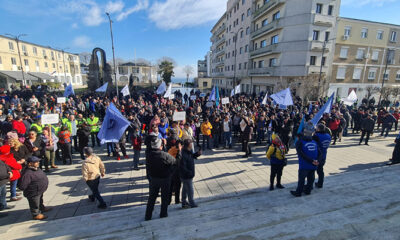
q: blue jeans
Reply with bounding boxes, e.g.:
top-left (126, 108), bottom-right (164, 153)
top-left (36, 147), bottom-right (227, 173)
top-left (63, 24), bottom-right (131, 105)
top-left (133, 149), bottom-right (140, 167)
top-left (181, 178), bottom-right (195, 206)
top-left (256, 130), bottom-right (265, 144)
top-left (10, 179), bottom-right (18, 198)
top-left (343, 127), bottom-right (348, 137)
top-left (107, 143), bottom-right (115, 156)
top-left (0, 184), bottom-right (7, 209)
top-left (223, 132), bottom-right (232, 147)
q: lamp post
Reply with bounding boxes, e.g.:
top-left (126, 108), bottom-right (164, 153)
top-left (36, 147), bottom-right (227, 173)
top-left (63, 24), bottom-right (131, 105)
top-left (6, 33), bottom-right (27, 86)
top-left (106, 12), bottom-right (119, 99)
top-left (317, 38), bottom-right (336, 97)
top-left (231, 27), bottom-right (243, 90)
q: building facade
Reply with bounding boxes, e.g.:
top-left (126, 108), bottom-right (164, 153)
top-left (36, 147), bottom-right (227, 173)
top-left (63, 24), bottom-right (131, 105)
top-left (329, 18), bottom-right (400, 100)
top-left (196, 53), bottom-right (212, 91)
top-left (0, 35), bottom-right (82, 90)
top-left (115, 62), bottom-right (158, 85)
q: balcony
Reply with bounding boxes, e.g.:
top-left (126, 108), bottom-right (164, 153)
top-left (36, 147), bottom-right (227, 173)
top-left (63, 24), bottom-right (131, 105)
top-left (198, 67), bottom-right (207, 72)
top-left (214, 48), bottom-right (225, 56)
top-left (313, 14), bottom-right (335, 27)
top-left (250, 43), bottom-right (280, 58)
top-left (213, 25), bottom-right (226, 37)
top-left (213, 72), bottom-right (224, 77)
top-left (251, 18), bottom-right (284, 39)
top-left (253, 0), bottom-right (285, 20)
top-left (310, 41), bottom-right (332, 52)
top-left (215, 61), bottom-right (225, 67)
top-left (308, 65), bottom-right (328, 74)
top-left (249, 67), bottom-right (277, 76)
top-left (213, 37), bottom-right (225, 47)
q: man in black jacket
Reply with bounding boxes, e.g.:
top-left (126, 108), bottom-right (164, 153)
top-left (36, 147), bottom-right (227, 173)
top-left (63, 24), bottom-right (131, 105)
top-left (145, 136), bottom-right (178, 221)
top-left (18, 156), bottom-right (52, 220)
top-left (359, 114), bottom-right (375, 145)
top-left (180, 139), bottom-right (201, 209)
top-left (77, 122), bottom-right (91, 160)
top-left (0, 160), bottom-right (13, 215)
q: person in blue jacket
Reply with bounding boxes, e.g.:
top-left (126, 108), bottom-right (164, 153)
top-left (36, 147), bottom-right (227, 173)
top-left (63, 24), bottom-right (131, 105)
top-left (313, 124), bottom-right (332, 188)
top-left (291, 121), bottom-right (321, 197)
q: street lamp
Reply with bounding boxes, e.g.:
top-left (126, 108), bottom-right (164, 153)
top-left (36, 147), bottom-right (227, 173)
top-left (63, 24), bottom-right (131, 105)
top-left (231, 27), bottom-right (243, 89)
top-left (106, 12), bottom-right (119, 99)
top-left (5, 33), bottom-right (27, 86)
top-left (317, 38), bottom-right (335, 97)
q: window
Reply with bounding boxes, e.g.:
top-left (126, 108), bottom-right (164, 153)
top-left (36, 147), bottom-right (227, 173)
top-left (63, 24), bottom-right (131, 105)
top-left (340, 47), bottom-right (349, 58)
top-left (383, 70), bottom-right (390, 81)
top-left (52, 63), bottom-right (56, 68)
top-left (353, 68), bottom-right (362, 80)
top-left (244, 62), bottom-right (247, 69)
top-left (241, 30), bottom-right (244, 38)
top-left (43, 50), bottom-right (47, 57)
top-left (344, 26), bottom-right (351, 37)
top-left (371, 50), bottom-right (379, 61)
top-left (368, 68), bottom-right (377, 80)
top-left (325, 31), bottom-right (330, 41)
top-left (377, 30), bottom-right (384, 40)
top-left (22, 45), bottom-right (27, 53)
top-left (310, 56), bottom-right (316, 65)
top-left (391, 31), bottom-right (398, 42)
top-left (264, 0), bottom-right (270, 4)
top-left (0, 56), bottom-right (2, 64)
top-left (322, 57), bottom-right (326, 66)
top-left (254, 43), bottom-right (258, 50)
top-left (51, 51), bottom-right (55, 59)
top-left (337, 67), bottom-right (346, 79)
top-left (272, 11), bottom-right (280, 20)
top-left (262, 19), bottom-right (268, 26)
top-left (258, 60), bottom-right (264, 68)
top-left (242, 0), bottom-right (245, 5)
top-left (242, 13), bottom-right (245, 22)
top-left (24, 59), bottom-right (29, 66)
top-left (238, 63), bottom-right (242, 70)
top-left (8, 42), bottom-right (14, 51)
top-left (247, 8), bottom-right (251, 17)
top-left (271, 35), bottom-right (279, 44)
top-left (328, 5), bottom-right (333, 15)
top-left (361, 28), bottom-right (368, 38)
top-left (253, 62), bottom-right (256, 69)
top-left (246, 27), bottom-right (250, 35)
top-left (269, 58), bottom-right (277, 67)
top-left (387, 49), bottom-right (395, 64)
top-left (11, 57), bottom-right (17, 65)
top-left (261, 40), bottom-right (267, 48)
top-left (316, 3), bottom-right (322, 14)
top-left (44, 62), bottom-right (48, 68)
top-left (313, 30), bottom-right (320, 40)
top-left (245, 45), bottom-right (249, 52)
top-left (35, 60), bottom-right (39, 67)
top-left (356, 48), bottom-right (365, 60)
top-left (240, 47), bottom-right (243, 54)
top-left (33, 47), bottom-right (38, 56)
top-left (58, 52), bottom-right (61, 58)
top-left (396, 71), bottom-right (400, 81)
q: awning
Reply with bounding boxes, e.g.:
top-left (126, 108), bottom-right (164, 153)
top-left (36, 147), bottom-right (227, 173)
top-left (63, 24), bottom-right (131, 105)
top-left (0, 71), bottom-right (38, 81)
top-left (28, 72), bottom-right (55, 80)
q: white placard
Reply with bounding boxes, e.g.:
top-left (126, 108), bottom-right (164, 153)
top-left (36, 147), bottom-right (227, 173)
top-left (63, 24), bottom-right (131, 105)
top-left (57, 97), bottom-right (66, 104)
top-left (41, 114), bottom-right (59, 125)
top-left (200, 93), bottom-right (206, 98)
top-left (222, 97), bottom-right (229, 105)
top-left (173, 111), bottom-right (186, 121)
top-left (206, 101), bottom-right (214, 108)
top-left (190, 95), bottom-right (196, 100)
top-left (169, 94), bottom-right (175, 100)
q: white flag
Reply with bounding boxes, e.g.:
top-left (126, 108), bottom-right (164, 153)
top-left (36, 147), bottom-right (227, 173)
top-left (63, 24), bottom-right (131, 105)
top-left (230, 89), bottom-right (235, 97)
top-left (235, 84), bottom-right (241, 95)
top-left (262, 93), bottom-right (268, 105)
top-left (156, 81), bottom-right (167, 94)
top-left (164, 84), bottom-right (172, 98)
top-left (121, 85), bottom-right (130, 97)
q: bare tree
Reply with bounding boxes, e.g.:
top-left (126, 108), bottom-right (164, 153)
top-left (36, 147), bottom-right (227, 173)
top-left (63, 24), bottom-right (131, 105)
top-left (365, 85), bottom-right (380, 99)
top-left (381, 86), bottom-right (393, 101)
top-left (182, 65), bottom-right (194, 83)
top-left (79, 52), bottom-right (92, 65)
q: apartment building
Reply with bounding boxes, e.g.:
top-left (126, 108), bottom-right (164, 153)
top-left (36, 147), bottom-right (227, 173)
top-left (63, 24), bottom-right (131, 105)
top-left (329, 18), bottom-right (400, 99)
top-left (196, 52), bottom-right (212, 91)
top-left (210, 13), bottom-right (227, 88)
top-left (115, 62), bottom-right (157, 85)
top-left (0, 34), bottom-right (82, 90)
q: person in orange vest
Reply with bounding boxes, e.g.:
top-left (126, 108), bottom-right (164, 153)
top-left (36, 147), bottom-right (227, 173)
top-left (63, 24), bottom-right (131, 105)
top-left (201, 118), bottom-right (212, 151)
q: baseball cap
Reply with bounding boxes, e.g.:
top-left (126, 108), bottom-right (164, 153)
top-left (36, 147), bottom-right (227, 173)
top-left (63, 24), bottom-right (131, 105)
top-left (27, 156), bottom-right (41, 163)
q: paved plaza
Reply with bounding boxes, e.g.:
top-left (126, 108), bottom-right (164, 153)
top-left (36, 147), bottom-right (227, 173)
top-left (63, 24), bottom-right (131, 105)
top-left (0, 130), bottom-right (396, 233)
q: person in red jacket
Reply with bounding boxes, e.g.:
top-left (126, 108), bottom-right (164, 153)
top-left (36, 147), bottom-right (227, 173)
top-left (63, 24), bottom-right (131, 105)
top-left (328, 115), bottom-right (340, 145)
top-left (393, 109), bottom-right (400, 131)
top-left (0, 145), bottom-right (22, 201)
top-left (12, 116), bottom-right (26, 137)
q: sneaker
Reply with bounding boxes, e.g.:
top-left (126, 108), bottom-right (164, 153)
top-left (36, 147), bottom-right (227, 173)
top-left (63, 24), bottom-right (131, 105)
top-left (10, 197), bottom-right (22, 201)
top-left (33, 214), bottom-right (47, 220)
top-left (276, 184), bottom-right (285, 189)
top-left (117, 156), bottom-right (121, 161)
top-left (97, 203), bottom-right (107, 209)
top-left (0, 205), bottom-right (15, 211)
top-left (290, 191), bottom-right (301, 197)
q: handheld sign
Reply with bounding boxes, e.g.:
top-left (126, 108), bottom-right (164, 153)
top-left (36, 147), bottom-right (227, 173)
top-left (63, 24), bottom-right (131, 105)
top-left (190, 95), bottom-right (196, 100)
top-left (206, 102), bottom-right (214, 108)
top-left (41, 114), bottom-right (59, 125)
top-left (200, 93), bottom-right (206, 98)
top-left (173, 111), bottom-right (186, 121)
top-left (57, 97), bottom-right (66, 104)
top-left (221, 97), bottom-right (229, 105)
top-left (169, 94), bottom-right (175, 100)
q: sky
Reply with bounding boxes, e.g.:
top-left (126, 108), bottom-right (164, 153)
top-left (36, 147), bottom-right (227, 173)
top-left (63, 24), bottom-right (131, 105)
top-left (0, 0), bottom-right (399, 81)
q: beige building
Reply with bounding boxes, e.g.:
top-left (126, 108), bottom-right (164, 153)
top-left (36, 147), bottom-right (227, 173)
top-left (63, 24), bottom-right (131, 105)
top-left (330, 18), bottom-right (400, 100)
top-left (116, 62), bottom-right (158, 85)
top-left (0, 34), bottom-right (82, 90)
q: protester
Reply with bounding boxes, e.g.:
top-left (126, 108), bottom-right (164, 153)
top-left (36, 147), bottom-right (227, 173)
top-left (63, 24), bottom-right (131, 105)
top-left (0, 145), bottom-right (22, 201)
top-left (81, 147), bottom-right (107, 209)
top-left (58, 126), bottom-right (72, 165)
top-left (24, 130), bottom-right (45, 170)
top-left (41, 127), bottom-right (58, 170)
top-left (359, 114), bottom-right (375, 145)
top-left (266, 134), bottom-right (286, 191)
top-left (201, 118), bottom-right (212, 151)
top-left (0, 160), bottom-right (13, 214)
top-left (180, 139), bottom-right (201, 208)
top-left (313, 124), bottom-right (332, 188)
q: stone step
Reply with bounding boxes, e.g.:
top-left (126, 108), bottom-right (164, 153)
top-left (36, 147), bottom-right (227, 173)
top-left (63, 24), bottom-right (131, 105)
top-left (3, 165), bottom-right (400, 240)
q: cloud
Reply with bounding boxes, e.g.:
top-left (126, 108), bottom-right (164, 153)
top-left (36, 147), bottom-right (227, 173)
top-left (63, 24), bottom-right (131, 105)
top-left (148, 0), bottom-right (226, 30)
top-left (71, 23), bottom-right (79, 29)
top-left (106, 0), bottom-right (125, 13)
top-left (341, 0), bottom-right (396, 6)
top-left (116, 0), bottom-right (149, 21)
top-left (72, 35), bottom-right (92, 48)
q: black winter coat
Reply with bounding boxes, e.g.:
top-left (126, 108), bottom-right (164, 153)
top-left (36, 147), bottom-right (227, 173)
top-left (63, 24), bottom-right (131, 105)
top-left (18, 167), bottom-right (49, 198)
top-left (179, 149), bottom-right (201, 180)
top-left (361, 118), bottom-right (375, 132)
top-left (146, 149), bottom-right (177, 179)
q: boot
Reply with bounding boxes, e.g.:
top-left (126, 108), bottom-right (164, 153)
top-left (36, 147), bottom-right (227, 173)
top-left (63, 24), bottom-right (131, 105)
top-left (269, 185), bottom-right (274, 191)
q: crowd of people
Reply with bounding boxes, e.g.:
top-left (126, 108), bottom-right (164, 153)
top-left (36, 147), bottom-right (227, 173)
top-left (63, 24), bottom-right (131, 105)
top-left (0, 86), bottom-right (399, 221)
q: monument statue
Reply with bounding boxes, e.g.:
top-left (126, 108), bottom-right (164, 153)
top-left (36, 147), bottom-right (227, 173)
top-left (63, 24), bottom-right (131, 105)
top-left (87, 48), bottom-right (113, 92)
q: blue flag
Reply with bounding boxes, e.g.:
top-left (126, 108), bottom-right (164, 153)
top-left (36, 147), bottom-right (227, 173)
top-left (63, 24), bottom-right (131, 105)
top-left (95, 82), bottom-right (108, 92)
top-left (156, 81), bottom-right (167, 94)
top-left (208, 86), bottom-right (216, 102)
top-left (215, 85), bottom-right (220, 107)
top-left (270, 88), bottom-right (293, 106)
top-left (294, 117), bottom-right (305, 145)
top-left (64, 84), bottom-right (74, 97)
top-left (308, 103), bottom-right (313, 114)
top-left (311, 93), bottom-right (334, 126)
top-left (97, 103), bottom-right (131, 144)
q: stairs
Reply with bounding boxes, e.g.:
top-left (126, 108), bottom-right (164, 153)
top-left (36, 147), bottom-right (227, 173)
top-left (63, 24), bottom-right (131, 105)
top-left (3, 165), bottom-right (400, 240)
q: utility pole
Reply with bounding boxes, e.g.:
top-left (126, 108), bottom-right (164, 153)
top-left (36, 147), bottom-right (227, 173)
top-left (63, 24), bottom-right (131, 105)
top-left (231, 27), bottom-right (243, 90)
top-left (106, 12), bottom-right (119, 99)
top-left (317, 40), bottom-right (327, 97)
top-left (6, 33), bottom-right (27, 86)
top-left (378, 48), bottom-right (392, 108)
